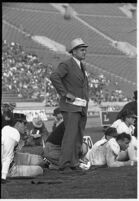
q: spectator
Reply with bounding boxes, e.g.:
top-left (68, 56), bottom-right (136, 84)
top-left (50, 38), bottom-right (89, 173)
top-left (1, 114), bottom-right (43, 184)
top-left (86, 133), bottom-right (135, 168)
top-left (26, 117), bottom-right (49, 146)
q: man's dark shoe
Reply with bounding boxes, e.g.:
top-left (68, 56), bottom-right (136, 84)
top-left (59, 166), bottom-right (86, 175)
top-left (1, 179), bottom-right (6, 184)
top-left (59, 167), bottom-right (73, 174)
top-left (71, 166), bottom-right (86, 174)
top-left (71, 166), bottom-right (83, 171)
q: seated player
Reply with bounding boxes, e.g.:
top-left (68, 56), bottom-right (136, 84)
top-left (1, 114), bottom-right (44, 184)
top-left (43, 121), bottom-right (88, 170)
top-left (52, 107), bottom-right (63, 132)
top-left (116, 90), bottom-right (137, 137)
top-left (111, 109), bottom-right (137, 162)
top-left (25, 116), bottom-right (49, 146)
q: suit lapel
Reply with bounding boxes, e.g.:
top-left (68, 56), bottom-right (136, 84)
top-left (71, 58), bottom-right (85, 81)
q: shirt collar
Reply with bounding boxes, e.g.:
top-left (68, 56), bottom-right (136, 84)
top-left (72, 57), bottom-right (81, 68)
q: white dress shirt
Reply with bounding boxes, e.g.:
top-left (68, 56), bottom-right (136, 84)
top-left (111, 119), bottom-right (135, 135)
top-left (72, 57), bottom-right (81, 69)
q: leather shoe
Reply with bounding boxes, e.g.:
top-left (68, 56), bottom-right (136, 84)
top-left (59, 167), bottom-right (73, 174)
top-left (71, 166), bottom-right (83, 171)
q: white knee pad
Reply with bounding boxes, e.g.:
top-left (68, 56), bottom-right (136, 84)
top-left (9, 165), bottom-right (43, 177)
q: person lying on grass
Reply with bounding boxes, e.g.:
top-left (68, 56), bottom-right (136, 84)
top-left (85, 132), bottom-right (136, 168)
top-left (1, 115), bottom-right (44, 184)
top-left (79, 127), bottom-right (118, 169)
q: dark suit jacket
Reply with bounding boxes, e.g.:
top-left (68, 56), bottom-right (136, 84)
top-left (50, 58), bottom-right (89, 113)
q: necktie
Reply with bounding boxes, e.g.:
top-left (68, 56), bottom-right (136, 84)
top-left (80, 62), bottom-right (85, 77)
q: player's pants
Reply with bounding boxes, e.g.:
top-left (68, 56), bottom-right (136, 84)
top-left (43, 142), bottom-right (61, 165)
top-left (8, 152), bottom-right (43, 177)
top-left (43, 141), bottom-right (89, 166)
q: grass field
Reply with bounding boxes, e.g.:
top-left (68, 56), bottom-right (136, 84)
top-left (1, 116), bottom-right (137, 199)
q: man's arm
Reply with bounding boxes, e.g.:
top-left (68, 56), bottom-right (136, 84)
top-left (106, 147), bottom-right (132, 167)
top-left (50, 62), bottom-right (68, 97)
top-left (2, 139), bottom-right (17, 180)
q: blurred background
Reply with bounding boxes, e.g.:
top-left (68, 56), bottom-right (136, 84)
top-left (2, 3), bottom-right (137, 122)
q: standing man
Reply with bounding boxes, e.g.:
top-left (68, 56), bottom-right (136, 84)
top-left (50, 38), bottom-right (89, 172)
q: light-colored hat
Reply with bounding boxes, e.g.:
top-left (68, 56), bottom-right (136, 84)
top-left (32, 117), bottom-right (43, 128)
top-left (68, 38), bottom-right (88, 53)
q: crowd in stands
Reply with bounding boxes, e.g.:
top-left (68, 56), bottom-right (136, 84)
top-left (2, 40), bottom-right (129, 105)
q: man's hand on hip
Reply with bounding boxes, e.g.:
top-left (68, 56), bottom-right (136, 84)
top-left (66, 93), bottom-right (75, 102)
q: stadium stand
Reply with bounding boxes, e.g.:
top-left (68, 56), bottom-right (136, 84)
top-left (2, 3), bottom-right (137, 103)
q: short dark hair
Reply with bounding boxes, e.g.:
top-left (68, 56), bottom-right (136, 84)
top-left (120, 109), bottom-right (136, 121)
top-left (12, 113), bottom-right (27, 126)
top-left (104, 127), bottom-right (118, 137)
top-left (12, 119), bottom-right (27, 126)
top-left (116, 133), bottom-right (131, 142)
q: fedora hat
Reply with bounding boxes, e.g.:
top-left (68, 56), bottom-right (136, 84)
top-left (68, 38), bottom-right (88, 53)
top-left (32, 117), bottom-right (43, 128)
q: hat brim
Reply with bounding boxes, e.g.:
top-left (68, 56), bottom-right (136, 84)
top-left (69, 44), bottom-right (88, 53)
top-left (130, 115), bottom-right (137, 118)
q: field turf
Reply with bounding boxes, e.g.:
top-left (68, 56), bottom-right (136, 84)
top-left (1, 116), bottom-right (137, 199)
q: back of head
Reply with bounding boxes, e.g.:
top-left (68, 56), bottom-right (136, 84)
top-left (105, 127), bottom-right (118, 138)
top-left (120, 109), bottom-right (136, 121)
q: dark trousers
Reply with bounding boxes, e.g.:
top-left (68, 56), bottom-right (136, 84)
top-left (59, 111), bottom-right (87, 169)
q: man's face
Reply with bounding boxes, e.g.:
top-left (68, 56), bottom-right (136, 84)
top-left (73, 47), bottom-right (87, 61)
top-left (18, 122), bottom-right (26, 134)
top-left (56, 113), bottom-right (63, 121)
top-left (126, 116), bottom-right (136, 126)
top-left (119, 138), bottom-right (130, 151)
